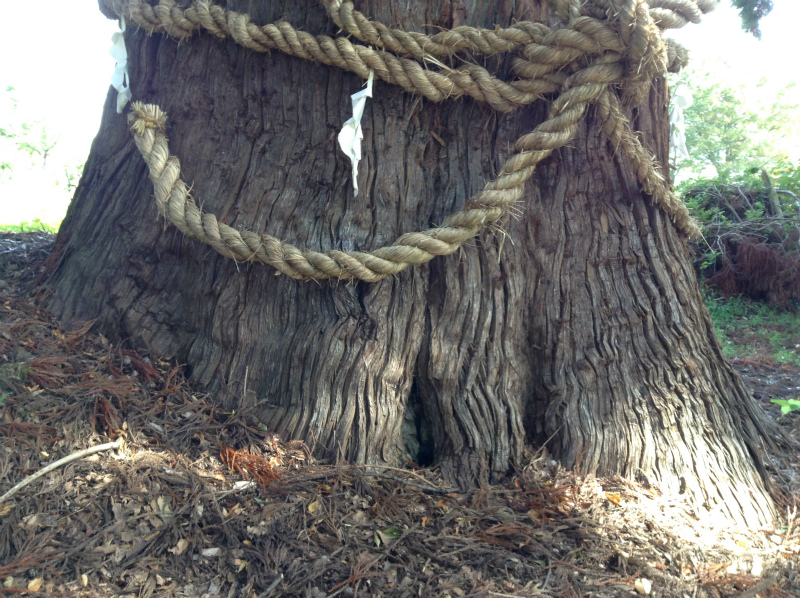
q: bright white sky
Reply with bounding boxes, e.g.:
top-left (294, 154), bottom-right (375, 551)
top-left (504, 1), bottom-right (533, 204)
top-left (0, 2), bottom-right (117, 172)
top-left (0, 1), bottom-right (798, 226)
top-left (670, 1), bottom-right (800, 103)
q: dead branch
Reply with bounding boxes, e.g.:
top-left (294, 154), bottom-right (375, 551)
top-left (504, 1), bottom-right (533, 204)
top-left (0, 437), bottom-right (124, 504)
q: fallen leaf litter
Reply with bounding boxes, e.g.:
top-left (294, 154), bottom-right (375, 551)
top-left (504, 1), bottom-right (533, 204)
top-left (0, 232), bottom-right (798, 597)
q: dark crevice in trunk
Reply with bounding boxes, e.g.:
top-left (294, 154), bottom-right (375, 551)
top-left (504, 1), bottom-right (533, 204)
top-left (402, 379), bottom-right (435, 467)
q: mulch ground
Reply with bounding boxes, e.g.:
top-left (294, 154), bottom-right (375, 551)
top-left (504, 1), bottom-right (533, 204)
top-left (1, 232), bottom-right (798, 598)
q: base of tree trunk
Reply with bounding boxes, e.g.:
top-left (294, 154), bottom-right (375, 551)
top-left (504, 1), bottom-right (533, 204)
top-left (46, 0), bottom-right (781, 529)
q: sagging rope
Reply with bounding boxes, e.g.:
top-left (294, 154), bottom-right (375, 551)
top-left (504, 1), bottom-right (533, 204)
top-left (101, 0), bottom-right (715, 281)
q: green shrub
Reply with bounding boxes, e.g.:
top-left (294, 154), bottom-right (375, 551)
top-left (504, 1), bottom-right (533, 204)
top-left (0, 218), bottom-right (59, 233)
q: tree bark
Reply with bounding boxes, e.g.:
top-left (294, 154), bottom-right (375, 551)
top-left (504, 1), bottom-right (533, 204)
top-left (48, 0), bottom-right (778, 527)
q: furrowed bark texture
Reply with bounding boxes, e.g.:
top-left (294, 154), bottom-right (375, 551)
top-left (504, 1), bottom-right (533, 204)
top-left (525, 98), bottom-right (777, 526)
top-left (48, 0), bottom-right (776, 525)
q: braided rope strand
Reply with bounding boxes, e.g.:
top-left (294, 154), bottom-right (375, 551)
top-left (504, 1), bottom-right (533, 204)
top-left (318, 0), bottom-right (715, 59)
top-left (102, 0), bottom-right (714, 280)
top-left (127, 55), bottom-right (610, 281)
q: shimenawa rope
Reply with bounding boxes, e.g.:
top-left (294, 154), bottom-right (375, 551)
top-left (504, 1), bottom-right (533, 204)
top-left (100, 0), bottom-right (715, 281)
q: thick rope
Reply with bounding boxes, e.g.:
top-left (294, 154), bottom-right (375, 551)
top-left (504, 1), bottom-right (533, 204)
top-left (102, 0), bottom-right (711, 280)
top-left (318, 0), bottom-right (710, 60)
top-left (595, 90), bottom-right (695, 232)
top-left (128, 58), bottom-right (615, 281)
top-left (98, 0), bottom-right (622, 112)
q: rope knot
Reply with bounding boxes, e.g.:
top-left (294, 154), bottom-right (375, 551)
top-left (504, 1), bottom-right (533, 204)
top-left (128, 102), bottom-right (168, 136)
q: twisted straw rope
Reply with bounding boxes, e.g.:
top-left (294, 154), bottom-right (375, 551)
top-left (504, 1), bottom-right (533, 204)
top-left (321, 0), bottom-right (699, 64)
top-left (103, 0), bottom-right (714, 281)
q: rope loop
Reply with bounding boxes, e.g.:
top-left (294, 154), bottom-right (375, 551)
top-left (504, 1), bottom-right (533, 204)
top-left (98, 0), bottom-right (717, 281)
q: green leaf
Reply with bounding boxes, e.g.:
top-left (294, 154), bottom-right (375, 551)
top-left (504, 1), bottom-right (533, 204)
top-left (381, 526), bottom-right (402, 540)
top-left (375, 526), bottom-right (403, 545)
top-left (771, 399), bottom-right (800, 415)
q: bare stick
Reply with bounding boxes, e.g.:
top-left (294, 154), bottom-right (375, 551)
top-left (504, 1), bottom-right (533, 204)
top-left (0, 438), bottom-right (124, 503)
top-left (256, 574), bottom-right (284, 598)
top-left (737, 577), bottom-right (777, 598)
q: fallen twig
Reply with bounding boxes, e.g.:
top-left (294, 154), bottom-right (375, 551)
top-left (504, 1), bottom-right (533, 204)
top-left (256, 574), bottom-right (283, 598)
top-left (736, 577), bottom-right (777, 598)
top-left (0, 437), bottom-right (124, 503)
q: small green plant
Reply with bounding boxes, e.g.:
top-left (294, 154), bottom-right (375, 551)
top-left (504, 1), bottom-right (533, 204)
top-left (772, 160), bottom-right (800, 198)
top-left (771, 399), bottom-right (800, 416)
top-left (743, 200), bottom-right (765, 222)
top-left (702, 289), bottom-right (800, 366)
top-left (0, 219), bottom-right (59, 233)
top-left (703, 289), bottom-right (749, 327)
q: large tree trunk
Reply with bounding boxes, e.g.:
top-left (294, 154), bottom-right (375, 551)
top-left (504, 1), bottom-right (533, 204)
top-left (47, 0), bottom-right (777, 527)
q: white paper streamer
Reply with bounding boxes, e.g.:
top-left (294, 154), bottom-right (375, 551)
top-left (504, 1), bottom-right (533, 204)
top-left (338, 71), bottom-right (374, 196)
top-left (110, 16), bottom-right (132, 114)
top-left (669, 81), bottom-right (693, 162)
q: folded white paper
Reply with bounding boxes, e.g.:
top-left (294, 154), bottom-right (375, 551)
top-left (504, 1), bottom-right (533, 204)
top-left (669, 81), bottom-right (693, 162)
top-left (338, 71), bottom-right (374, 196)
top-left (110, 16), bottom-right (132, 114)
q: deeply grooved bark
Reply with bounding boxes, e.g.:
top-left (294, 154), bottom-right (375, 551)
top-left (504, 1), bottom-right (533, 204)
top-left (48, 0), bottom-right (778, 527)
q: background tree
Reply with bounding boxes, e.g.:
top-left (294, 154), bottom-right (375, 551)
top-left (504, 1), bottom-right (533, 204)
top-left (0, 86), bottom-right (85, 230)
top-left (732, 0), bottom-right (773, 37)
top-left (670, 67), bottom-right (799, 182)
top-left (46, 0), bottom-right (781, 528)
top-left (0, 87), bottom-right (57, 175)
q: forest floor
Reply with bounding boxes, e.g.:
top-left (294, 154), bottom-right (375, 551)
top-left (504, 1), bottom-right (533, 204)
top-left (1, 231), bottom-right (798, 598)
